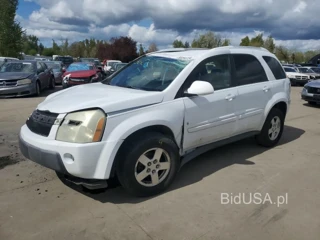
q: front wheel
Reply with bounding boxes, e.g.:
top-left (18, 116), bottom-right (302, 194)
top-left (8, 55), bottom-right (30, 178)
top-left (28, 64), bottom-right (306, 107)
top-left (117, 132), bottom-right (180, 197)
top-left (35, 81), bottom-right (41, 96)
top-left (255, 108), bottom-right (285, 147)
top-left (49, 76), bottom-right (55, 89)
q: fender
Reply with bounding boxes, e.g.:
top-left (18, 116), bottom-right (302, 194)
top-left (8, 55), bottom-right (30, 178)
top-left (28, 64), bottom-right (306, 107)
top-left (98, 99), bottom-right (185, 178)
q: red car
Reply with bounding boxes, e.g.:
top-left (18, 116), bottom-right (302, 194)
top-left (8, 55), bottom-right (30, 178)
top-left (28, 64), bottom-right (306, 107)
top-left (62, 62), bottom-right (103, 88)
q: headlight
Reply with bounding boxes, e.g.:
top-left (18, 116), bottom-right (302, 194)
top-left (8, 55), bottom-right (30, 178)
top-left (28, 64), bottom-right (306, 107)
top-left (16, 79), bottom-right (32, 86)
top-left (287, 74), bottom-right (295, 79)
top-left (56, 109), bottom-right (106, 143)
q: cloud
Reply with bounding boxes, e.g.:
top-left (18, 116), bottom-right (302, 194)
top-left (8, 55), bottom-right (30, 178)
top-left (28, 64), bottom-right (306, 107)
top-left (19, 0), bottom-right (320, 50)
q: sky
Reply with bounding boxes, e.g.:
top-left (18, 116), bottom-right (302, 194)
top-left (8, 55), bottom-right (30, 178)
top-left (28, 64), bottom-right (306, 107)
top-left (16, 0), bottom-right (320, 51)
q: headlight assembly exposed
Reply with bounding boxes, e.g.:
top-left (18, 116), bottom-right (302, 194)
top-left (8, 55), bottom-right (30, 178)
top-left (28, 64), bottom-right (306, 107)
top-left (16, 79), bottom-right (32, 86)
top-left (56, 109), bottom-right (106, 143)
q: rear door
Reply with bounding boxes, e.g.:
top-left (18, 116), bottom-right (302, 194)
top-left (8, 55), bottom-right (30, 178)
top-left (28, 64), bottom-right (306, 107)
top-left (231, 53), bottom-right (272, 133)
top-left (40, 62), bottom-right (50, 87)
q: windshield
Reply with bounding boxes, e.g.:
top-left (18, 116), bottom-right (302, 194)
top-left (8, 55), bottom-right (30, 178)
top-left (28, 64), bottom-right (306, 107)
top-left (311, 68), bottom-right (320, 73)
top-left (298, 68), bottom-right (309, 73)
top-left (284, 67), bottom-right (296, 73)
top-left (46, 62), bottom-right (61, 71)
top-left (67, 63), bottom-right (93, 72)
top-left (104, 55), bottom-right (192, 91)
top-left (0, 62), bottom-right (34, 73)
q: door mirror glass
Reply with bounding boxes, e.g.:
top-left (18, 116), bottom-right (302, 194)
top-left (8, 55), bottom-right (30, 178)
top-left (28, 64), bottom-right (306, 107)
top-left (186, 80), bottom-right (214, 96)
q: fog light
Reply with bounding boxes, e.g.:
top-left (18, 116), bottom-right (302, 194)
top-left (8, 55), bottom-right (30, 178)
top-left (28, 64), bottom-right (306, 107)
top-left (63, 153), bottom-right (74, 163)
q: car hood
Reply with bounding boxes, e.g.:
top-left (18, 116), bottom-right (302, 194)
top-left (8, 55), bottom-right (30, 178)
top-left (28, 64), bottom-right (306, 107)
top-left (37, 83), bottom-right (164, 114)
top-left (302, 73), bottom-right (320, 76)
top-left (306, 80), bottom-right (320, 87)
top-left (0, 72), bottom-right (33, 80)
top-left (286, 72), bottom-right (309, 76)
top-left (63, 70), bottom-right (96, 78)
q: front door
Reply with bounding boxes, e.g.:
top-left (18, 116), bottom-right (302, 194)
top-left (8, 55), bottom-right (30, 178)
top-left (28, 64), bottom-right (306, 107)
top-left (182, 54), bottom-right (238, 151)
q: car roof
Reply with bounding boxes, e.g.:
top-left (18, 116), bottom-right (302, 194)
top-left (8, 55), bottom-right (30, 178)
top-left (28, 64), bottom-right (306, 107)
top-left (149, 46), bottom-right (272, 60)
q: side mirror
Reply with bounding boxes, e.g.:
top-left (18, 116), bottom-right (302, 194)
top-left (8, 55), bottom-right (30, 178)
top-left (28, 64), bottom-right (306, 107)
top-left (185, 81), bottom-right (214, 96)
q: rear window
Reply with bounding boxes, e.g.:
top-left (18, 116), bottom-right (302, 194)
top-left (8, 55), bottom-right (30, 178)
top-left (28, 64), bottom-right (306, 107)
top-left (263, 56), bottom-right (286, 79)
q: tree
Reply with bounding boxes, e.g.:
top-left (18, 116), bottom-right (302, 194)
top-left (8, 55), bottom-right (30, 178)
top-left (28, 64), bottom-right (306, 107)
top-left (240, 36), bottom-right (250, 46)
top-left (275, 45), bottom-right (290, 62)
top-left (138, 44), bottom-right (145, 56)
top-left (172, 40), bottom-right (185, 48)
top-left (291, 53), bottom-right (296, 63)
top-left (52, 40), bottom-right (61, 55)
top-left (0, 0), bottom-right (23, 57)
top-left (39, 43), bottom-right (44, 55)
top-left (184, 41), bottom-right (190, 48)
top-left (250, 34), bottom-right (264, 47)
top-left (191, 31), bottom-right (230, 48)
top-left (148, 43), bottom-right (158, 52)
top-left (264, 35), bottom-right (276, 53)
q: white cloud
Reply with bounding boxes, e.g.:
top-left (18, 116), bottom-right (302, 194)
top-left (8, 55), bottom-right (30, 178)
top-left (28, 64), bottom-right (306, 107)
top-left (19, 0), bottom-right (320, 51)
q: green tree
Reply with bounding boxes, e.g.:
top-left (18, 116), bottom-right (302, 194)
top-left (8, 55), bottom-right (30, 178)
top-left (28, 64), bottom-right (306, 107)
top-left (172, 39), bottom-right (185, 48)
top-left (264, 35), bottom-right (276, 53)
top-left (240, 36), bottom-right (250, 46)
top-left (191, 31), bottom-right (229, 48)
top-left (52, 40), bottom-right (61, 54)
top-left (0, 0), bottom-right (23, 57)
top-left (184, 41), bottom-right (190, 48)
top-left (138, 44), bottom-right (145, 56)
top-left (250, 34), bottom-right (264, 47)
top-left (39, 43), bottom-right (44, 55)
top-left (275, 45), bottom-right (290, 62)
top-left (42, 48), bottom-right (55, 57)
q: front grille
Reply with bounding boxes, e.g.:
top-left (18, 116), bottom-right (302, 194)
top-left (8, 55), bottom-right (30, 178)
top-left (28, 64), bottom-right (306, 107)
top-left (308, 87), bottom-right (320, 94)
top-left (296, 75), bottom-right (308, 80)
top-left (0, 80), bottom-right (18, 88)
top-left (26, 110), bottom-right (59, 137)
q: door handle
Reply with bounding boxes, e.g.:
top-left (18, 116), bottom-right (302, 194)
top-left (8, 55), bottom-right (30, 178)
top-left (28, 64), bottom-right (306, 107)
top-left (225, 94), bottom-right (235, 101)
top-left (263, 86), bottom-right (270, 92)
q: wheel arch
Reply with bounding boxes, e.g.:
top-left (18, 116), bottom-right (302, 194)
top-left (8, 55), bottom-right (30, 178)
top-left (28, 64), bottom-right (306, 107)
top-left (109, 124), bottom-right (178, 178)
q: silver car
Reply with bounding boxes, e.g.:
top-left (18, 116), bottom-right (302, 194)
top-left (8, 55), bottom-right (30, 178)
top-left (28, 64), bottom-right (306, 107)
top-left (297, 67), bottom-right (320, 80)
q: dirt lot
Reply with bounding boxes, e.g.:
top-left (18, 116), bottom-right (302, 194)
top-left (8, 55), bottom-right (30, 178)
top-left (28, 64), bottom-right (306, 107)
top-left (0, 86), bottom-right (319, 240)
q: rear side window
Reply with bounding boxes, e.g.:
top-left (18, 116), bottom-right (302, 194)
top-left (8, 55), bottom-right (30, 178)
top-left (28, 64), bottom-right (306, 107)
top-left (232, 54), bottom-right (268, 86)
top-left (263, 56), bottom-right (286, 79)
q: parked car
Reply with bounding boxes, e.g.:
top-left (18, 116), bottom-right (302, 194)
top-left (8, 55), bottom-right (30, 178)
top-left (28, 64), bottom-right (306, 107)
top-left (297, 67), bottom-right (320, 80)
top-left (0, 57), bottom-right (19, 67)
top-left (62, 62), bottom-right (103, 88)
top-left (0, 60), bottom-right (55, 97)
top-left (302, 66), bottom-right (320, 74)
top-left (44, 61), bottom-right (64, 84)
top-left (104, 60), bottom-right (121, 73)
top-left (301, 80), bottom-right (320, 105)
top-left (19, 46), bottom-right (290, 197)
top-left (53, 56), bottom-right (74, 68)
top-left (114, 63), bottom-right (128, 72)
top-left (283, 66), bottom-right (310, 85)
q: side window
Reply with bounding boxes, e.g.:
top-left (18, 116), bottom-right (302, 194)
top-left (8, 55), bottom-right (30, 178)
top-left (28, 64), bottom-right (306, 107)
top-left (232, 54), bottom-right (268, 86)
top-left (185, 54), bottom-right (232, 91)
top-left (263, 56), bottom-right (286, 79)
top-left (36, 62), bottom-right (43, 73)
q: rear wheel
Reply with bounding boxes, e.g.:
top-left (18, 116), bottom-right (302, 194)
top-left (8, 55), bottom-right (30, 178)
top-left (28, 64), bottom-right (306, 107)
top-left (35, 81), bottom-right (41, 96)
top-left (255, 108), bottom-right (285, 147)
top-left (116, 132), bottom-right (180, 197)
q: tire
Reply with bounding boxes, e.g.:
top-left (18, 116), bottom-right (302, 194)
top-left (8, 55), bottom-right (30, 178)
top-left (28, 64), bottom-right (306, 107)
top-left (49, 76), bottom-right (55, 89)
top-left (35, 81), bottom-right (41, 96)
top-left (116, 132), bottom-right (180, 197)
top-left (255, 108), bottom-right (285, 148)
top-left (308, 101), bottom-right (317, 105)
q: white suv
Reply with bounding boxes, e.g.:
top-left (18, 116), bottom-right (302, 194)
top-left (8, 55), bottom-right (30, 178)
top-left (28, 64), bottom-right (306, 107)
top-left (19, 47), bottom-right (291, 197)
